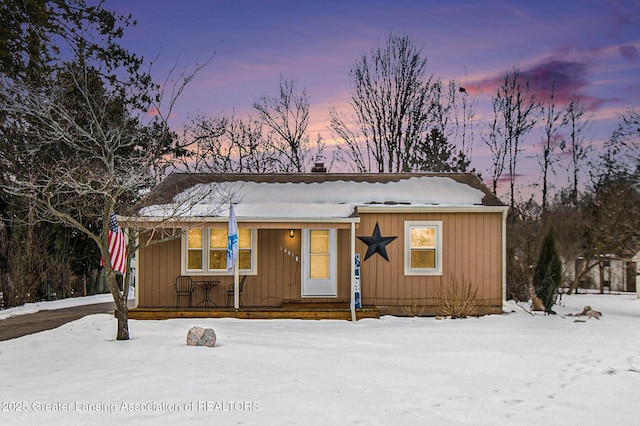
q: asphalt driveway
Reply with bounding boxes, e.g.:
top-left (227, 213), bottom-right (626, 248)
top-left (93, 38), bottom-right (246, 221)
top-left (0, 302), bottom-right (117, 341)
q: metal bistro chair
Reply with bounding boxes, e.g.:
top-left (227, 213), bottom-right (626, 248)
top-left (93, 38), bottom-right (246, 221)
top-left (226, 275), bottom-right (247, 308)
top-left (175, 275), bottom-right (195, 308)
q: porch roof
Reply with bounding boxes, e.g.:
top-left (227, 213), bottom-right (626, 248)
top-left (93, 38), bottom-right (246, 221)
top-left (132, 172), bottom-right (504, 223)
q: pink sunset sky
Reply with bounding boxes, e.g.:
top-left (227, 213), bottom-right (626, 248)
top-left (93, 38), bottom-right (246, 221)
top-left (108, 0), bottom-right (640, 200)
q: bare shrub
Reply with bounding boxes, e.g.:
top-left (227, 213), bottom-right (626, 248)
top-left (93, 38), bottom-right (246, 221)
top-left (401, 304), bottom-right (426, 317)
top-left (436, 275), bottom-right (479, 318)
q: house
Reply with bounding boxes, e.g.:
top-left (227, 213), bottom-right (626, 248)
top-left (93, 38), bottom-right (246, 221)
top-left (569, 254), bottom-right (638, 294)
top-left (125, 171), bottom-right (508, 319)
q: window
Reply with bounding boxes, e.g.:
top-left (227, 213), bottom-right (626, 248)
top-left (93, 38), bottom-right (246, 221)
top-left (309, 229), bottom-right (330, 279)
top-left (187, 228), bottom-right (204, 270)
top-left (183, 228), bottom-right (257, 275)
top-left (404, 221), bottom-right (442, 275)
top-left (208, 229), bottom-right (227, 270)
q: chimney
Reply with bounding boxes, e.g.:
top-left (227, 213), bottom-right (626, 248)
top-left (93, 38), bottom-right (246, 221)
top-left (311, 162), bottom-right (327, 173)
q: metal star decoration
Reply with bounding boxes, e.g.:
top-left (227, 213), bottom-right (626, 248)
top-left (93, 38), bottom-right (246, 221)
top-left (357, 222), bottom-right (397, 262)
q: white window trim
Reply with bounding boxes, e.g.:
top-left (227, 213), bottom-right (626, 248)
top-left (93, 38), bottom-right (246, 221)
top-left (404, 221), bottom-right (443, 276)
top-left (181, 228), bottom-right (257, 276)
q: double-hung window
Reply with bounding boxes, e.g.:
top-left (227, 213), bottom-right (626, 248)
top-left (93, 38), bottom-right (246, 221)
top-left (404, 221), bottom-right (443, 275)
top-left (184, 228), bottom-right (256, 275)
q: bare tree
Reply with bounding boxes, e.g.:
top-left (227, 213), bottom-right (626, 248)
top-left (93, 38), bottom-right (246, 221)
top-left (505, 198), bottom-right (542, 301)
top-left (253, 75), bottom-right (311, 172)
top-left (537, 82), bottom-right (566, 212)
top-left (331, 33), bottom-right (435, 172)
top-left (179, 112), bottom-right (279, 173)
top-left (483, 97), bottom-right (509, 195)
top-left (0, 62), bottom-right (213, 340)
top-left (456, 84), bottom-right (477, 163)
top-left (611, 108), bottom-right (640, 172)
top-left (564, 95), bottom-right (592, 204)
top-left (431, 80), bottom-right (476, 160)
top-left (426, 80), bottom-right (475, 171)
top-left (329, 107), bottom-right (368, 173)
top-left (553, 172), bottom-right (640, 294)
top-left (492, 67), bottom-right (538, 207)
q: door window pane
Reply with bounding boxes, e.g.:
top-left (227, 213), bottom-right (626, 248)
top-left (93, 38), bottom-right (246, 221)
top-left (310, 230), bottom-right (329, 252)
top-left (309, 230), bottom-right (329, 279)
top-left (310, 254), bottom-right (329, 279)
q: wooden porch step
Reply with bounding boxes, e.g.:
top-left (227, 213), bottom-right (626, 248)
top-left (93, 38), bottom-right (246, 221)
top-left (282, 298), bottom-right (351, 309)
top-left (128, 307), bottom-right (379, 321)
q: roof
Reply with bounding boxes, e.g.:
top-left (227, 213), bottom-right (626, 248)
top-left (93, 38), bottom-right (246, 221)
top-left (134, 172), bottom-right (506, 222)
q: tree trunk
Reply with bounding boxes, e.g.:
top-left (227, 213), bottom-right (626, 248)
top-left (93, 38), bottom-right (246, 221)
top-left (114, 299), bottom-right (129, 341)
top-left (106, 268), bottom-right (129, 340)
top-left (567, 257), bottom-right (600, 295)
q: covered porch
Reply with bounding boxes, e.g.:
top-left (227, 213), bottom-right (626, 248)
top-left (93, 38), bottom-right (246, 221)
top-left (133, 221), bottom-right (366, 320)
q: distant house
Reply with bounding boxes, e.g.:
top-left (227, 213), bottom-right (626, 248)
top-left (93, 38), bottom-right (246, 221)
top-left (570, 254), bottom-right (638, 294)
top-left (125, 171), bottom-right (508, 319)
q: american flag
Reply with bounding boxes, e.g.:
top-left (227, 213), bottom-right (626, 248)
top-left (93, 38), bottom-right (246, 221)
top-left (101, 213), bottom-right (128, 274)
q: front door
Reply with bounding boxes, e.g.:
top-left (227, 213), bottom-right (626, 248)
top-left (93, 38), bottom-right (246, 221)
top-left (302, 228), bottom-right (337, 297)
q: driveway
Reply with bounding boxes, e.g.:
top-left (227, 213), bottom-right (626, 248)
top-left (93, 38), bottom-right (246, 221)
top-left (0, 302), bottom-right (118, 341)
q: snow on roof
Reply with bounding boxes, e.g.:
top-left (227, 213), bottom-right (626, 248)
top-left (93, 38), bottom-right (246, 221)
top-left (137, 173), bottom-right (503, 221)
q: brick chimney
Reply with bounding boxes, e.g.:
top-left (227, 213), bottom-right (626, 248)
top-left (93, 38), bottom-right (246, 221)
top-left (311, 162), bottom-right (327, 173)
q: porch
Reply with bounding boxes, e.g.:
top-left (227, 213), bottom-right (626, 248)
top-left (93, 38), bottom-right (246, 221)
top-left (128, 299), bottom-right (380, 320)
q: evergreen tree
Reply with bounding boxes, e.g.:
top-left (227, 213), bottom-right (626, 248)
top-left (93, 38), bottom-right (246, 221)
top-left (533, 228), bottom-right (563, 313)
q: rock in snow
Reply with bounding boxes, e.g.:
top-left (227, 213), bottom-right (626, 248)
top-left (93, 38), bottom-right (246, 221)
top-left (186, 326), bottom-right (216, 347)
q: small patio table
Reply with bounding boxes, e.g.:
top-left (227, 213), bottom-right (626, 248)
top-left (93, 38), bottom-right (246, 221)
top-left (194, 280), bottom-right (220, 308)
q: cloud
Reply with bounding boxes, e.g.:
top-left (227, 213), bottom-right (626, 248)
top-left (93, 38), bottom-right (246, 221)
top-left (525, 60), bottom-right (589, 100)
top-left (619, 45), bottom-right (639, 60)
top-left (471, 59), bottom-right (590, 103)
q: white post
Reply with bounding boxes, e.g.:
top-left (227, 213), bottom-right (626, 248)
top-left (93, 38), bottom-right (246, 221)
top-left (502, 208), bottom-right (508, 303)
top-left (350, 221), bottom-right (356, 322)
top-left (234, 262), bottom-right (240, 310)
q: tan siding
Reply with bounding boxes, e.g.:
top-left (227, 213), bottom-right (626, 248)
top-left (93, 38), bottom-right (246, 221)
top-left (137, 213), bottom-right (503, 311)
top-left (138, 237), bottom-right (181, 307)
top-left (252, 229), bottom-right (301, 307)
top-left (356, 211), bottom-right (503, 310)
top-left (336, 229), bottom-right (348, 299)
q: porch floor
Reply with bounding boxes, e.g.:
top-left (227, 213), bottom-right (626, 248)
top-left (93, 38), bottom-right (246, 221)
top-left (128, 306), bottom-right (379, 321)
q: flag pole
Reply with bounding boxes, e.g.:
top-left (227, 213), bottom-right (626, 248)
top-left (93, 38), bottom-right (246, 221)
top-left (234, 261), bottom-right (240, 310)
top-left (226, 201), bottom-right (240, 310)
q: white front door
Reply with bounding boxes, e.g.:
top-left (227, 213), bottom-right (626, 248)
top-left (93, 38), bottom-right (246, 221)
top-left (302, 228), bottom-right (337, 297)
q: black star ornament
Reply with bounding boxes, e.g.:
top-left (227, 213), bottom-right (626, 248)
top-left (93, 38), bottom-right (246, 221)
top-left (357, 222), bottom-right (397, 262)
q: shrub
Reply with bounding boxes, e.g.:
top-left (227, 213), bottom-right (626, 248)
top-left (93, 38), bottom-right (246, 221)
top-left (436, 275), bottom-right (478, 318)
top-left (533, 228), bottom-right (563, 313)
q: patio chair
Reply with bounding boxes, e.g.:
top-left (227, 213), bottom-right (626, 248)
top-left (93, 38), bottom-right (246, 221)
top-left (175, 275), bottom-right (195, 308)
top-left (226, 275), bottom-right (247, 308)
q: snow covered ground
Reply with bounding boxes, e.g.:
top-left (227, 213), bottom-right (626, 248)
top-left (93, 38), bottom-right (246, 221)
top-left (0, 293), bottom-right (638, 425)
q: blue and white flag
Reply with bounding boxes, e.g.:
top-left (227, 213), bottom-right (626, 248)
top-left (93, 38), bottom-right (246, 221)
top-left (226, 204), bottom-right (238, 272)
